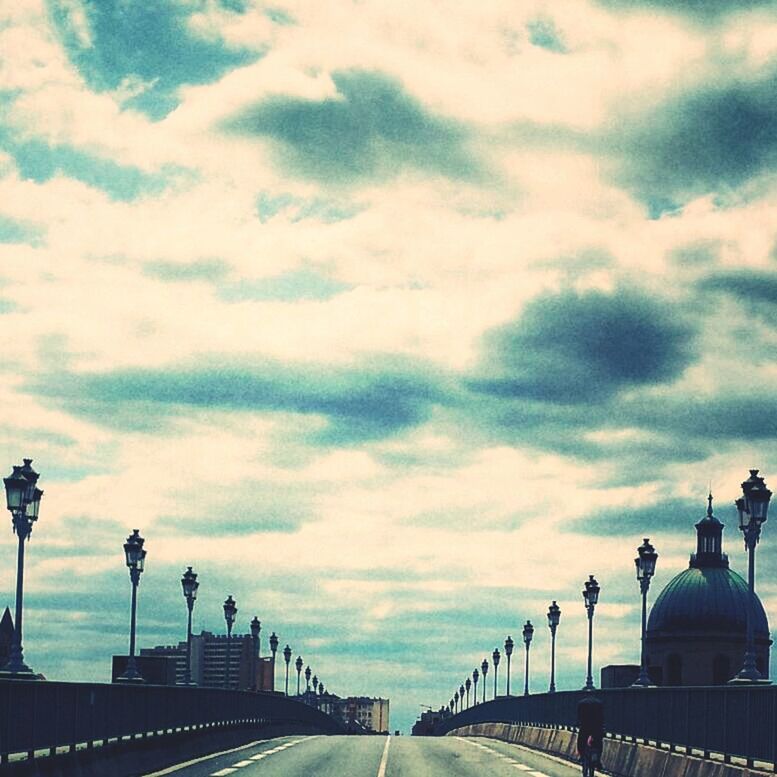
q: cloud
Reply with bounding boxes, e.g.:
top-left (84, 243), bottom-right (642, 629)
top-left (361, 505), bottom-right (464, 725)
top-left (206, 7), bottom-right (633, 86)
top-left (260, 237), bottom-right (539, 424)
top-left (698, 269), bottom-right (777, 311)
top-left (222, 69), bottom-right (483, 184)
top-left (467, 288), bottom-right (696, 404)
top-left (607, 74), bottom-right (777, 208)
top-left (27, 357), bottom-right (446, 443)
top-left (527, 18), bottom-right (567, 54)
top-left (47, 0), bottom-right (259, 119)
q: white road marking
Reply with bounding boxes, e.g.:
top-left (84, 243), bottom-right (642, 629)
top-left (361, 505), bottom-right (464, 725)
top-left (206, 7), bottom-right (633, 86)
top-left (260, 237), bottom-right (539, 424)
top-left (232, 761), bottom-right (253, 767)
top-left (144, 738), bottom-right (270, 776)
top-left (206, 737), bottom-right (311, 776)
top-left (211, 770), bottom-right (238, 777)
top-left (529, 772), bottom-right (550, 777)
top-left (377, 735), bottom-right (391, 777)
top-left (512, 766), bottom-right (531, 771)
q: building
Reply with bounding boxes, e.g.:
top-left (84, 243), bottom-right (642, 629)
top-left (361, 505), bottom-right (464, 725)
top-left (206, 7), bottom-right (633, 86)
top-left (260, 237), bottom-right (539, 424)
top-left (335, 696), bottom-right (390, 733)
top-left (412, 706), bottom-right (448, 736)
top-left (139, 631), bottom-right (276, 690)
top-left (644, 495), bottom-right (771, 686)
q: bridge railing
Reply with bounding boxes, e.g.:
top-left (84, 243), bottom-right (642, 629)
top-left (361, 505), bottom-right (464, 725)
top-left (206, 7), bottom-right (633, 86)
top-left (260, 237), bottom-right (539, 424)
top-left (435, 685), bottom-right (777, 768)
top-left (0, 678), bottom-right (343, 762)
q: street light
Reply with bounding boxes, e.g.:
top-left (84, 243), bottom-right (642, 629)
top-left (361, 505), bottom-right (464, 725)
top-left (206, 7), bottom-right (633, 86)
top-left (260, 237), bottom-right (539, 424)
top-left (547, 601), bottom-right (561, 693)
top-left (305, 665), bottom-right (311, 695)
top-left (582, 575), bottom-right (601, 691)
top-left (481, 658), bottom-right (489, 703)
top-left (632, 539), bottom-right (658, 687)
top-left (295, 655), bottom-right (303, 695)
top-left (283, 644), bottom-right (292, 696)
top-left (250, 616), bottom-right (261, 691)
top-left (454, 689), bottom-right (459, 714)
top-left (504, 635), bottom-right (514, 695)
top-left (223, 595), bottom-right (237, 689)
top-left (523, 621), bottom-right (534, 696)
top-left (492, 648), bottom-right (501, 698)
top-left (269, 631), bottom-right (279, 690)
top-left (472, 667), bottom-right (479, 705)
top-left (118, 529), bottom-right (146, 682)
top-left (731, 470), bottom-right (772, 684)
top-left (1, 459), bottom-right (43, 677)
top-left (181, 567), bottom-right (199, 685)
top-left (465, 676), bottom-right (471, 707)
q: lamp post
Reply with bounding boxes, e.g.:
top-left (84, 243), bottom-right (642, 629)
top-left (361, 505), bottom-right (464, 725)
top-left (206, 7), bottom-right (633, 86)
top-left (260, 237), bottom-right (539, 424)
top-left (250, 616), bottom-right (261, 691)
top-left (582, 575), bottom-right (600, 691)
top-left (504, 635), bottom-right (514, 695)
top-left (181, 567), bottom-right (199, 685)
top-left (547, 601), bottom-right (560, 693)
top-left (632, 539), bottom-right (658, 687)
top-left (223, 595), bottom-right (237, 689)
top-left (283, 645), bottom-right (292, 696)
top-left (459, 683), bottom-right (465, 711)
top-left (731, 470), bottom-right (772, 684)
top-left (522, 620), bottom-right (534, 696)
top-left (492, 648), bottom-right (501, 697)
top-left (269, 631), bottom-right (279, 690)
top-left (295, 656), bottom-right (303, 695)
top-left (118, 529), bottom-right (146, 682)
top-left (305, 665), bottom-right (311, 696)
top-left (454, 689), bottom-right (459, 714)
top-left (1, 459), bottom-right (43, 677)
top-left (481, 658), bottom-right (489, 703)
top-left (472, 667), bottom-right (479, 705)
top-left (465, 677), bottom-right (471, 707)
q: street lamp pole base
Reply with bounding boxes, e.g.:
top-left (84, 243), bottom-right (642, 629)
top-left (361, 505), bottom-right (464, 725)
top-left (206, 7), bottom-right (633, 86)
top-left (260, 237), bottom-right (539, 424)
top-left (631, 670), bottom-right (654, 688)
top-left (0, 667), bottom-right (38, 680)
top-left (728, 674), bottom-right (771, 685)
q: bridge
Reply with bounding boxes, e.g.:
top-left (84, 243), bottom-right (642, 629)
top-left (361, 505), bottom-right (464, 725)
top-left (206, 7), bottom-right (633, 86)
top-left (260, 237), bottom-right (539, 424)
top-left (2, 678), bottom-right (776, 775)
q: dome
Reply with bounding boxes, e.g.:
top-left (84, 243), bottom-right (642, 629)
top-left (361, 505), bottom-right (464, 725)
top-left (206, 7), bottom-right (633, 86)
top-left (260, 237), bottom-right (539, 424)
top-left (647, 564), bottom-right (769, 637)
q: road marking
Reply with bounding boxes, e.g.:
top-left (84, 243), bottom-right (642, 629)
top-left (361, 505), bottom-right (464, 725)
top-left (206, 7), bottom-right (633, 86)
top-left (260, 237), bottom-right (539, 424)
top-left (232, 761), bottom-right (253, 767)
top-left (211, 770), bottom-right (237, 777)
top-left (377, 735), bottom-right (391, 777)
top-left (144, 738), bottom-right (275, 776)
top-left (529, 772), bottom-right (550, 777)
top-left (205, 737), bottom-right (312, 776)
top-left (512, 766), bottom-right (531, 771)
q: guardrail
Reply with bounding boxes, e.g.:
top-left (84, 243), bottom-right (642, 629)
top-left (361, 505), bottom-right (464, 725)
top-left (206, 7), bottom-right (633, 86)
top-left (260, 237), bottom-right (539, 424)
top-left (434, 685), bottom-right (777, 769)
top-left (0, 678), bottom-right (343, 763)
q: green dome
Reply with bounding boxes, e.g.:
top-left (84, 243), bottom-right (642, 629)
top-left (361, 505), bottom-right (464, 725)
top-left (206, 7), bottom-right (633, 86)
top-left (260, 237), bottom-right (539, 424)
top-left (647, 565), bottom-right (769, 636)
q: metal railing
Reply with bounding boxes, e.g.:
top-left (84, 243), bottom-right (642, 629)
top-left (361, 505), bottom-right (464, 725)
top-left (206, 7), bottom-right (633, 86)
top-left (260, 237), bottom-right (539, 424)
top-left (434, 685), bottom-right (777, 768)
top-left (0, 678), bottom-right (343, 762)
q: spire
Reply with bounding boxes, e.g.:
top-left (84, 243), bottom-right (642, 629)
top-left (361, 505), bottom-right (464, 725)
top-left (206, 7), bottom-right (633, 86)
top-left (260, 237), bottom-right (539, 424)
top-left (691, 493), bottom-right (728, 569)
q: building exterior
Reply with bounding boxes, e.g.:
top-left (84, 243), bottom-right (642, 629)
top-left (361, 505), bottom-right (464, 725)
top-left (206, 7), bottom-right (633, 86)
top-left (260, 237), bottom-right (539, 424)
top-left (412, 706), bottom-right (448, 736)
top-left (644, 496), bottom-right (771, 686)
top-left (335, 696), bottom-right (390, 733)
top-left (139, 631), bottom-right (275, 689)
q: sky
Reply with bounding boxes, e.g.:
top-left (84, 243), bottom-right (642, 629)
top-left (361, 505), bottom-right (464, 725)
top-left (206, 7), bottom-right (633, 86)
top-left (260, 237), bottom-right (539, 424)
top-left (1, 0), bottom-right (777, 735)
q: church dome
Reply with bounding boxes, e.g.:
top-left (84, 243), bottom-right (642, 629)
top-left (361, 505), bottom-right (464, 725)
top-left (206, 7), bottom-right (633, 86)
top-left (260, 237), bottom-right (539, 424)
top-left (646, 494), bottom-right (769, 638)
top-left (647, 564), bottom-right (769, 636)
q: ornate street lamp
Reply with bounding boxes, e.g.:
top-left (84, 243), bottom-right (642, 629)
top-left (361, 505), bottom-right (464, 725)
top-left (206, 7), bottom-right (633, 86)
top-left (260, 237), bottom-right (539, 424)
top-left (449, 699), bottom-right (454, 715)
top-left (250, 616), bottom-right (261, 691)
top-left (459, 683), bottom-right (465, 711)
top-left (465, 676), bottom-right (471, 707)
top-left (481, 658), bottom-right (489, 703)
top-left (305, 665), bottom-right (311, 695)
top-left (181, 567), bottom-right (199, 685)
top-left (295, 655), bottom-right (303, 695)
top-left (504, 635), bottom-right (514, 695)
top-left (582, 575), bottom-right (601, 691)
top-left (632, 539), bottom-right (658, 687)
top-left (313, 674), bottom-right (319, 694)
top-left (283, 644), bottom-right (292, 695)
top-left (454, 689), bottom-right (459, 713)
top-left (731, 470), bottom-right (772, 684)
top-left (547, 601), bottom-right (561, 693)
top-left (269, 631), bottom-right (279, 690)
top-left (1, 460), bottom-right (43, 677)
top-left (472, 667), bottom-right (479, 705)
top-left (223, 595), bottom-right (237, 689)
top-left (523, 621), bottom-right (534, 695)
top-left (118, 529), bottom-right (146, 682)
top-left (492, 648), bottom-right (501, 697)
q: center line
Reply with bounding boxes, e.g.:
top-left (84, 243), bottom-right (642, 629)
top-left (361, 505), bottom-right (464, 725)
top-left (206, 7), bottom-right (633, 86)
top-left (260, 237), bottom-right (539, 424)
top-left (377, 735), bottom-right (391, 777)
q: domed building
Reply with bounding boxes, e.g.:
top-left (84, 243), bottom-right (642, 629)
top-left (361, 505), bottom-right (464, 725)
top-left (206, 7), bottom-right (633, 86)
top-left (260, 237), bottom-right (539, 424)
top-left (645, 495), bottom-right (771, 686)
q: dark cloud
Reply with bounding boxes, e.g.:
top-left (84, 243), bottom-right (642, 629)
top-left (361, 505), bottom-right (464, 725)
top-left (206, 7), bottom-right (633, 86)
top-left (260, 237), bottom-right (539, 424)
top-left (467, 288), bottom-right (695, 404)
top-left (608, 75), bottom-right (777, 207)
top-left (698, 270), bottom-right (777, 308)
top-left (595, 0), bottom-right (773, 19)
top-left (48, 0), bottom-right (258, 120)
top-left (222, 70), bottom-right (482, 183)
top-left (27, 357), bottom-right (445, 443)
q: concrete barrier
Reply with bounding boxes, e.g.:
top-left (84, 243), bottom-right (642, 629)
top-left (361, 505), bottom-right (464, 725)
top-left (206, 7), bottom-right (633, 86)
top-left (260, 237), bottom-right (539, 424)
top-left (447, 723), bottom-right (772, 777)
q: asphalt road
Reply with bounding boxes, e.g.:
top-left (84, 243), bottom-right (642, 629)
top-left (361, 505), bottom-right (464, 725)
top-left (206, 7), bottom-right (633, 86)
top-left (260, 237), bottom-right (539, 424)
top-left (145, 734), bottom-right (588, 777)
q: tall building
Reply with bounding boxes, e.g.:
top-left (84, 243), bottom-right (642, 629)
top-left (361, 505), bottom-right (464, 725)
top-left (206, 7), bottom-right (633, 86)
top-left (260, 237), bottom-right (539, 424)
top-left (645, 495), bottom-right (771, 685)
top-left (140, 631), bottom-right (276, 690)
top-left (335, 696), bottom-right (390, 733)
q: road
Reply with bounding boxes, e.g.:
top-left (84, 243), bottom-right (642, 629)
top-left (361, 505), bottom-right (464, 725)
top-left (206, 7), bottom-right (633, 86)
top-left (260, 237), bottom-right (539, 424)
top-left (145, 734), bottom-right (586, 777)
